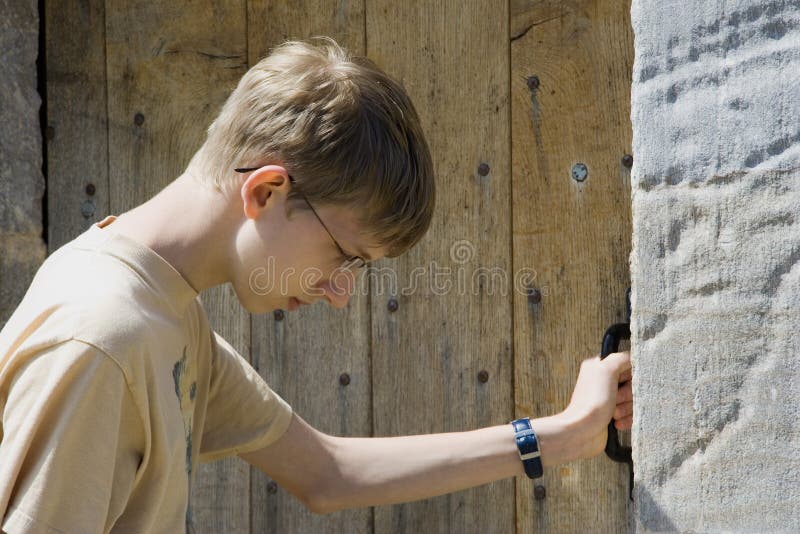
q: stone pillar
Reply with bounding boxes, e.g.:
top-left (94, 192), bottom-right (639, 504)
top-left (630, 0), bottom-right (800, 531)
top-left (0, 0), bottom-right (46, 328)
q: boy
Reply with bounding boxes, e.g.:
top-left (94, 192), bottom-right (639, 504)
top-left (0, 38), bottom-right (632, 533)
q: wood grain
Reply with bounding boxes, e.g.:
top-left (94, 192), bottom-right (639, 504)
top-left (45, 0), bottom-right (108, 251)
top-left (247, 2), bottom-right (371, 533)
top-left (44, 0), bottom-right (636, 530)
top-left (105, 1), bottom-right (248, 210)
top-left (104, 2), bottom-right (251, 532)
top-left (247, 0), bottom-right (365, 65)
top-left (367, 1), bottom-right (514, 532)
top-left (511, 1), bottom-right (634, 532)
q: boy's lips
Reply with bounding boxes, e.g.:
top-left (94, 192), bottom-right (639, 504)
top-left (288, 297), bottom-right (310, 311)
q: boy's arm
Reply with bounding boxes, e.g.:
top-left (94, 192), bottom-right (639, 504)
top-left (0, 340), bottom-right (144, 533)
top-left (241, 411), bottom-right (583, 513)
top-left (239, 351), bottom-right (632, 514)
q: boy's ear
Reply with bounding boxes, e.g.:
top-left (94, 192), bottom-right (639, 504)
top-left (240, 165), bottom-right (290, 220)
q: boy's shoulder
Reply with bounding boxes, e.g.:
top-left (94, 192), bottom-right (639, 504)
top-left (1, 228), bottom-right (205, 375)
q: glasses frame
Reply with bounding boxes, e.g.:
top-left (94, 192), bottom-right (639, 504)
top-left (234, 167), bottom-right (368, 270)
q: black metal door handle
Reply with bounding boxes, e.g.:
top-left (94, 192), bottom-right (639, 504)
top-left (600, 321), bottom-right (632, 463)
top-left (599, 288), bottom-right (633, 500)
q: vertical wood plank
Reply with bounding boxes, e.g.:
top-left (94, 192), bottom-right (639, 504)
top-left (246, 2), bottom-right (371, 533)
top-left (45, 0), bottom-right (109, 251)
top-left (247, 0), bottom-right (365, 64)
top-left (510, 1), bottom-right (634, 532)
top-left (104, 2), bottom-right (251, 532)
top-left (105, 1), bottom-right (248, 209)
top-left (367, 1), bottom-right (514, 532)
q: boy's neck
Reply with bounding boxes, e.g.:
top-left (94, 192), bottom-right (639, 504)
top-left (108, 173), bottom-right (238, 294)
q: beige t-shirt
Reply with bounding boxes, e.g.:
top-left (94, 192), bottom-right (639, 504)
top-left (0, 215), bottom-right (293, 533)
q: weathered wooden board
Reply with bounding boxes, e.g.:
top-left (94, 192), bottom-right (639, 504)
top-left (247, 2), bottom-right (372, 533)
top-left (247, 0), bottom-right (365, 65)
top-left (45, 0), bottom-right (108, 251)
top-left (104, 2), bottom-right (252, 533)
top-left (510, 0), bottom-right (634, 532)
top-left (45, 0), bottom-right (636, 531)
top-left (367, 1), bottom-right (515, 532)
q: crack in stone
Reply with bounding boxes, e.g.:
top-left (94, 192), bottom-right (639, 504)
top-left (762, 244), bottom-right (800, 297)
top-left (639, 313), bottom-right (668, 341)
top-left (743, 128), bottom-right (800, 168)
top-left (686, 279), bottom-right (733, 296)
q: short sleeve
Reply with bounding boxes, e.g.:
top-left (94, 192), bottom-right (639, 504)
top-left (0, 339), bottom-right (145, 534)
top-left (197, 332), bottom-right (293, 463)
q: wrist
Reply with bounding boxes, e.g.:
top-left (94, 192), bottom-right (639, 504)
top-left (527, 412), bottom-right (585, 468)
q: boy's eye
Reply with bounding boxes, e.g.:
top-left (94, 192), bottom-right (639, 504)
top-left (340, 257), bottom-right (366, 271)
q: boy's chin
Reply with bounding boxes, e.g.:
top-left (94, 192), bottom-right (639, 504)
top-left (235, 290), bottom-right (282, 315)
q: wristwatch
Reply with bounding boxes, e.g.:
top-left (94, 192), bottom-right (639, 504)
top-left (511, 417), bottom-right (543, 479)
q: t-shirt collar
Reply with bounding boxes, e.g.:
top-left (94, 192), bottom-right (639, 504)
top-left (77, 214), bottom-right (200, 316)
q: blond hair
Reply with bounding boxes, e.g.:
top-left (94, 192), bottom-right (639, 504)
top-left (187, 37), bottom-right (435, 258)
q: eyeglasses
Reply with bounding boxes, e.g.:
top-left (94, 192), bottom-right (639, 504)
top-left (235, 167), bottom-right (368, 270)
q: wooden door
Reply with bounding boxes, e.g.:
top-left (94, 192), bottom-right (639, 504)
top-left (44, 0), bottom-right (633, 531)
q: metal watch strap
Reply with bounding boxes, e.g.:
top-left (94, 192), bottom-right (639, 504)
top-left (511, 417), bottom-right (543, 479)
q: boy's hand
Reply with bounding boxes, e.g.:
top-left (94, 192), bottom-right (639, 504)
top-left (561, 351), bottom-right (633, 460)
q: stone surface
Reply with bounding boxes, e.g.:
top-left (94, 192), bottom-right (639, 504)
top-left (0, 0), bottom-right (46, 327)
top-left (630, 0), bottom-right (800, 531)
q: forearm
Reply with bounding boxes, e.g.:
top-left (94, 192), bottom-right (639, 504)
top-left (318, 412), bottom-right (583, 513)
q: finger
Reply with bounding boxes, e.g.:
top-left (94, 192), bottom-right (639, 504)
top-left (602, 350), bottom-right (631, 375)
top-left (616, 381), bottom-right (633, 403)
top-left (614, 400), bottom-right (633, 420)
top-left (619, 368), bottom-right (632, 383)
top-left (614, 416), bottom-right (633, 430)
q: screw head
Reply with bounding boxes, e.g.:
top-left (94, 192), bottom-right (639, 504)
top-left (387, 298), bottom-right (399, 313)
top-left (273, 309), bottom-right (285, 321)
top-left (134, 113), bottom-right (145, 126)
top-left (526, 75), bottom-right (540, 91)
top-left (622, 154), bottom-right (633, 168)
top-left (571, 163), bottom-right (588, 182)
top-left (339, 373), bottom-right (351, 386)
top-left (80, 199), bottom-right (96, 219)
top-left (477, 163), bottom-right (490, 177)
top-left (267, 481), bottom-right (278, 494)
top-left (534, 485), bottom-right (546, 500)
top-left (527, 287), bottom-right (542, 304)
top-left (85, 183), bottom-right (96, 196)
top-left (477, 370), bottom-right (489, 383)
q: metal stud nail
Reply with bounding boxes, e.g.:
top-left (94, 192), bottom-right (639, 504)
top-left (80, 199), bottom-right (95, 219)
top-left (571, 163), bottom-right (588, 182)
top-left (267, 481), bottom-right (278, 494)
top-left (85, 183), bottom-right (96, 196)
top-left (477, 370), bottom-right (489, 383)
top-left (134, 113), bottom-right (145, 126)
top-left (534, 485), bottom-right (546, 500)
top-left (622, 154), bottom-right (633, 168)
top-left (387, 298), bottom-right (399, 313)
top-left (273, 309), bottom-right (285, 321)
top-left (339, 373), bottom-right (351, 386)
top-left (477, 163), bottom-right (490, 177)
top-left (527, 75), bottom-right (540, 91)
top-left (527, 287), bottom-right (542, 304)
